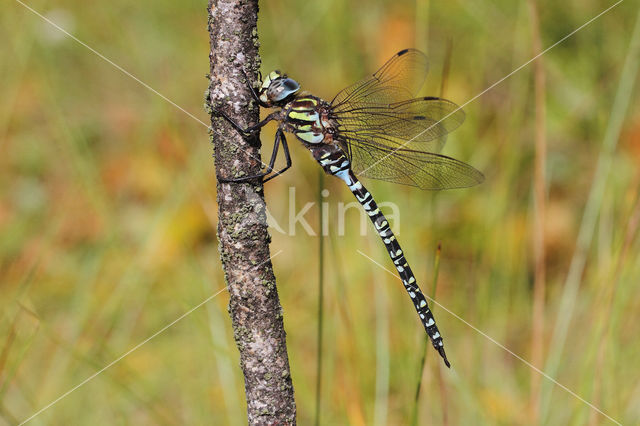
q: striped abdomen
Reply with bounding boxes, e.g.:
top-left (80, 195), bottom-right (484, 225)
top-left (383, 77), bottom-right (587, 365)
top-left (313, 146), bottom-right (451, 367)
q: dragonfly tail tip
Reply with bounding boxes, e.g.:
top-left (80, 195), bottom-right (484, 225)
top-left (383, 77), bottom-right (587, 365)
top-left (439, 347), bottom-right (451, 368)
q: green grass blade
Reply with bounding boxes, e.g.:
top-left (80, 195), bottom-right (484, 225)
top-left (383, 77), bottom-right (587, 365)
top-left (541, 6), bottom-right (640, 421)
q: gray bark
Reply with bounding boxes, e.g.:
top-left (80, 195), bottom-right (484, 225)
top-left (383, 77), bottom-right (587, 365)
top-left (206, 1), bottom-right (297, 424)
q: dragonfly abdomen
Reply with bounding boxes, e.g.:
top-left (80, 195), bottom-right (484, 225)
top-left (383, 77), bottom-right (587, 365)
top-left (313, 146), bottom-right (451, 367)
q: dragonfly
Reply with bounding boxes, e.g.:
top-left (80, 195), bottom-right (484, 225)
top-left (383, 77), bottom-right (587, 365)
top-left (215, 49), bottom-right (484, 367)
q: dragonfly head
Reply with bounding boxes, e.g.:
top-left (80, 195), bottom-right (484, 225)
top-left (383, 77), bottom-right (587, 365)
top-left (259, 70), bottom-right (300, 106)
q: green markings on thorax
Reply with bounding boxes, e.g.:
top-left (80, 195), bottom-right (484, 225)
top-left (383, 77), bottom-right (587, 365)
top-left (289, 110), bottom-right (319, 122)
top-left (288, 97), bottom-right (324, 144)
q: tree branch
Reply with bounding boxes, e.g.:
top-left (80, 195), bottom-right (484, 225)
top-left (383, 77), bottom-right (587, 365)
top-left (206, 1), bottom-right (296, 423)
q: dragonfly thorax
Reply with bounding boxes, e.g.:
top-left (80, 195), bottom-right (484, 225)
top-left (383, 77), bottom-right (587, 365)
top-left (283, 96), bottom-right (337, 146)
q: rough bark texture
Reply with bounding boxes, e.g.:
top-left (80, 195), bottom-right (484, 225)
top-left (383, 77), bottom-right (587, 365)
top-left (206, 1), bottom-right (296, 424)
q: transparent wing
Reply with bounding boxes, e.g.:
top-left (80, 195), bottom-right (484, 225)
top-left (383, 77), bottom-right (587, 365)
top-left (346, 138), bottom-right (484, 190)
top-left (331, 49), bottom-right (429, 108)
top-left (328, 49), bottom-right (479, 189)
top-left (334, 96), bottom-right (465, 154)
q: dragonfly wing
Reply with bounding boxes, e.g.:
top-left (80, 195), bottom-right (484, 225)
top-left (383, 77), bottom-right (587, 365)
top-left (335, 96), bottom-right (465, 153)
top-left (329, 49), bottom-right (478, 189)
top-left (331, 49), bottom-right (429, 108)
top-left (347, 139), bottom-right (483, 190)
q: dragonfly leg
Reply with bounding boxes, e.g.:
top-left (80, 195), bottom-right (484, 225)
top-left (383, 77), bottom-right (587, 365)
top-left (214, 109), bottom-right (276, 136)
top-left (218, 128), bottom-right (285, 183)
top-left (263, 129), bottom-right (292, 183)
top-left (240, 69), bottom-right (270, 108)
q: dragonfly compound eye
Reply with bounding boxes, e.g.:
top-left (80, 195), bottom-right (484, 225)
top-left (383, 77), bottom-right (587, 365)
top-left (268, 77), bottom-right (300, 103)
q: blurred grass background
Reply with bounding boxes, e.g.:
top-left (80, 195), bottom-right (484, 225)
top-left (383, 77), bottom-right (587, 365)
top-left (2, 0), bottom-right (640, 424)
